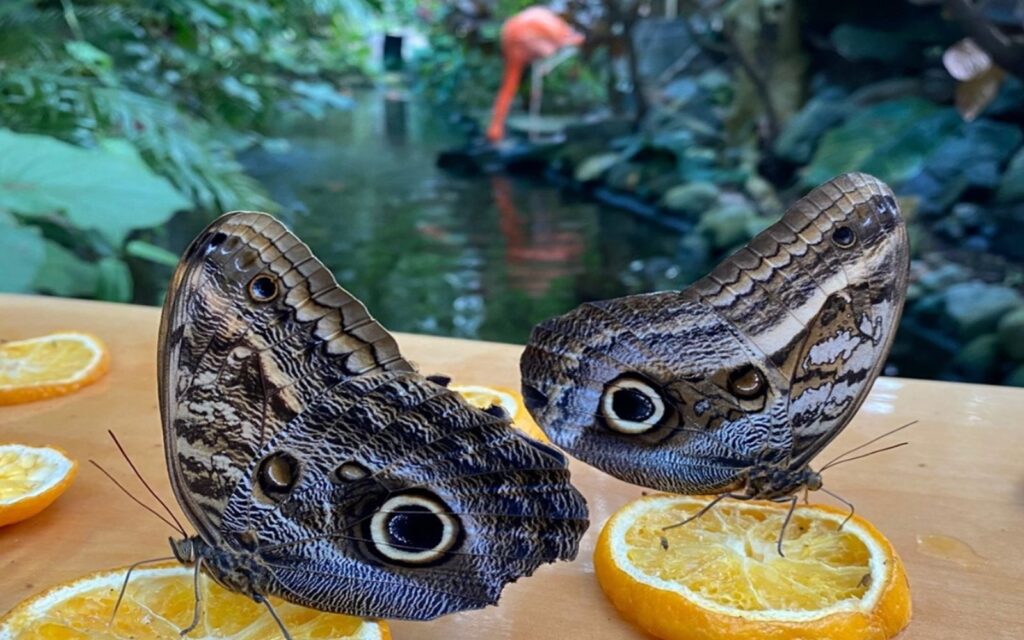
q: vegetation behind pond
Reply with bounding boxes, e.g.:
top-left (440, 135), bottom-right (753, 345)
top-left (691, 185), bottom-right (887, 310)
top-left (1, 1), bottom-right (1023, 386)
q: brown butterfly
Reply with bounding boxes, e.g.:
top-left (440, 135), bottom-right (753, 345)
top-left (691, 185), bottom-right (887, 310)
top-left (520, 173), bottom-right (909, 551)
top-left (149, 211), bottom-right (587, 636)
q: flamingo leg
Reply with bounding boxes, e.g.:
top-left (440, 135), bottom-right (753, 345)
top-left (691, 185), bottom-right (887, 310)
top-left (529, 47), bottom-right (578, 142)
top-left (530, 63), bottom-right (543, 142)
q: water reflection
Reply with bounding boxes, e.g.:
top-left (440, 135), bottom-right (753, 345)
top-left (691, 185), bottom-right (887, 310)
top-left (239, 90), bottom-right (678, 343)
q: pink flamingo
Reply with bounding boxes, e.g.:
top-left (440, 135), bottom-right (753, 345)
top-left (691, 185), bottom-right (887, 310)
top-left (486, 7), bottom-right (584, 143)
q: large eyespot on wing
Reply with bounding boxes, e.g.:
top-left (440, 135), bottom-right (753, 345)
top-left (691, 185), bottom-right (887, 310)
top-left (367, 492), bottom-right (462, 565)
top-left (219, 371), bottom-right (589, 620)
top-left (599, 375), bottom-right (668, 434)
top-left (521, 291), bottom-right (760, 495)
top-left (157, 211), bottom-right (415, 541)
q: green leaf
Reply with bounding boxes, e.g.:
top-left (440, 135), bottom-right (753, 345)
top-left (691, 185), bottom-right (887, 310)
top-left (0, 130), bottom-right (191, 245)
top-left (802, 99), bottom-right (959, 188)
top-left (0, 217), bottom-right (46, 293)
top-left (65, 41), bottom-right (114, 80)
top-left (125, 239), bottom-right (180, 267)
top-left (95, 257), bottom-right (133, 302)
top-left (32, 240), bottom-right (99, 297)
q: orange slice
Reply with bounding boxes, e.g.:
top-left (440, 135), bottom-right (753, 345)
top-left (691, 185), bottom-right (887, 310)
top-left (594, 494), bottom-right (911, 640)
top-left (0, 444), bottom-right (77, 528)
top-left (0, 332), bottom-right (110, 405)
top-left (451, 383), bottom-right (548, 441)
top-left (0, 563), bottom-right (391, 639)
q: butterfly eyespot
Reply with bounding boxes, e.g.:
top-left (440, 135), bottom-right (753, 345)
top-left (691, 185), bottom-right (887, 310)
top-left (728, 365), bottom-right (767, 400)
top-left (248, 274), bottom-right (279, 302)
top-left (600, 377), bottom-right (666, 435)
top-left (336, 461), bottom-right (369, 482)
top-left (206, 232), bottom-right (227, 251)
top-left (369, 493), bottom-right (460, 565)
top-left (831, 225), bottom-right (857, 249)
top-left (256, 452), bottom-right (299, 498)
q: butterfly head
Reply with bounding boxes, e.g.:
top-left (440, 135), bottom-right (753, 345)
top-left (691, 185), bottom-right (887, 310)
top-left (169, 536), bottom-right (199, 565)
top-left (744, 464), bottom-right (823, 500)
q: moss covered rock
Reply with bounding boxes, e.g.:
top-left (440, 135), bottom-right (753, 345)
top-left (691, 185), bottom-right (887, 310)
top-left (997, 307), bottom-right (1024, 361)
top-left (660, 182), bottom-right (720, 218)
top-left (943, 282), bottom-right (1023, 339)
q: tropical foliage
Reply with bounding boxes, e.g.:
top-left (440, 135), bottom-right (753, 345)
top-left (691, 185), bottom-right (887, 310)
top-left (0, 0), bottom-right (376, 303)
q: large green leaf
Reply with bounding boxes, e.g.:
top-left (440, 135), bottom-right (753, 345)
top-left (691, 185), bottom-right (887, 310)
top-left (31, 239), bottom-right (100, 298)
top-left (0, 214), bottom-right (46, 293)
top-left (0, 130), bottom-right (191, 244)
top-left (802, 99), bottom-right (960, 188)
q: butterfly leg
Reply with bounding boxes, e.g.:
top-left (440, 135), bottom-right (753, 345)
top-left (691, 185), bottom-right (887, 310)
top-left (179, 559), bottom-right (204, 636)
top-left (820, 487), bottom-right (856, 530)
top-left (773, 495), bottom-right (800, 558)
top-left (108, 555), bottom-right (177, 629)
top-left (255, 594), bottom-right (295, 640)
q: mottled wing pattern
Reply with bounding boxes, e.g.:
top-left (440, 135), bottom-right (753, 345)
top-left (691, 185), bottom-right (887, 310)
top-left (158, 212), bottom-right (413, 540)
top-left (160, 212), bottom-right (587, 618)
top-left (690, 174), bottom-right (908, 468)
top-left (521, 173), bottom-right (908, 493)
top-left (219, 371), bottom-right (585, 619)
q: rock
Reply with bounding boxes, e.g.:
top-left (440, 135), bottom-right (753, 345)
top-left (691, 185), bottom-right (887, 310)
top-left (997, 307), bottom-right (1024, 361)
top-left (995, 147), bottom-right (1024, 204)
top-left (917, 262), bottom-right (970, 292)
top-left (773, 92), bottom-right (852, 164)
top-left (903, 117), bottom-right (1023, 215)
top-left (947, 334), bottom-right (1000, 382)
top-left (697, 203), bottom-right (761, 252)
top-left (574, 153), bottom-right (621, 183)
top-left (1004, 365), bottom-right (1024, 387)
top-left (605, 163), bottom-right (642, 192)
top-left (660, 182), bottom-right (720, 218)
top-left (943, 282), bottom-right (1023, 339)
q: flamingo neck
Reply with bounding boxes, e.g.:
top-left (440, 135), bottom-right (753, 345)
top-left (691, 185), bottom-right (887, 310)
top-left (487, 58), bottom-right (525, 143)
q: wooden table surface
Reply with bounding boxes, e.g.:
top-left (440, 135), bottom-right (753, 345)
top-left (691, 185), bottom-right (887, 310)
top-left (1, 294), bottom-right (1022, 638)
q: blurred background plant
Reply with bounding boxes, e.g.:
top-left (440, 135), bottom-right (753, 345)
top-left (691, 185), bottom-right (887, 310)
top-left (0, 0), bottom-right (378, 303)
top-left (2, 0), bottom-right (1023, 386)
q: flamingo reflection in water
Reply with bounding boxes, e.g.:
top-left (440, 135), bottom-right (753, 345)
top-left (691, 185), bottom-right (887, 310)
top-left (492, 175), bottom-right (586, 297)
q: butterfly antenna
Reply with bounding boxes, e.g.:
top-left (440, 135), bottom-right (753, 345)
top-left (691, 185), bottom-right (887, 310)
top-left (106, 430), bottom-right (189, 536)
top-left (819, 420), bottom-right (918, 470)
top-left (108, 555), bottom-right (177, 628)
top-left (89, 461), bottom-right (185, 536)
top-left (819, 441), bottom-right (910, 472)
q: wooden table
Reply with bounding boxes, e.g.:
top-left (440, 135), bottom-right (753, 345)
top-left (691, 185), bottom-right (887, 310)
top-left (1, 294), bottom-right (1022, 638)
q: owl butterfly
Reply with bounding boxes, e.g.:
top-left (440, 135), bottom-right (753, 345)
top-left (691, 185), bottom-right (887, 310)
top-left (520, 173), bottom-right (909, 544)
top-left (156, 212), bottom-right (588, 635)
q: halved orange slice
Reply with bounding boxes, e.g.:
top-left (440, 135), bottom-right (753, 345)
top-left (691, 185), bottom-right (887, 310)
top-left (0, 563), bottom-right (391, 639)
top-left (594, 494), bottom-right (911, 640)
top-left (0, 332), bottom-right (110, 405)
top-left (0, 444), bottom-right (77, 528)
top-left (451, 383), bottom-right (548, 441)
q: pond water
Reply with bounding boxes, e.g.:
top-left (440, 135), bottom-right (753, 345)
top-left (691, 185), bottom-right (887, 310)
top-left (233, 90), bottom-right (681, 344)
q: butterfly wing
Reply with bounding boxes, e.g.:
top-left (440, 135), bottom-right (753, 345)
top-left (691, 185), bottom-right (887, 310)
top-left (521, 173), bottom-right (908, 492)
top-left (222, 370), bottom-right (585, 618)
top-left (158, 212), bottom-right (414, 541)
top-left (159, 212), bottom-right (587, 617)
